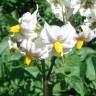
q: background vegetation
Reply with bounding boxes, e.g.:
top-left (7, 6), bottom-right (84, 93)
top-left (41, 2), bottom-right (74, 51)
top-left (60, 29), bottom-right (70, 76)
top-left (1, 0), bottom-right (96, 96)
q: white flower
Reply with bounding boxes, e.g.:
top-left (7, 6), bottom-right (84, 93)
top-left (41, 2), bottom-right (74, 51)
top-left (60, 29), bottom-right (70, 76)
top-left (47, 0), bottom-right (64, 21)
top-left (79, 8), bottom-right (96, 23)
top-left (10, 5), bottom-right (38, 41)
top-left (61, 0), bottom-right (80, 14)
top-left (79, 8), bottom-right (92, 17)
top-left (79, 0), bottom-right (96, 23)
top-left (19, 6), bottom-right (38, 40)
top-left (40, 22), bottom-right (76, 56)
top-left (70, 0), bottom-right (81, 14)
top-left (20, 38), bottom-right (49, 65)
top-left (47, 0), bottom-right (80, 21)
top-left (79, 24), bottom-right (95, 42)
top-left (76, 23), bottom-right (96, 49)
top-left (47, 0), bottom-right (66, 21)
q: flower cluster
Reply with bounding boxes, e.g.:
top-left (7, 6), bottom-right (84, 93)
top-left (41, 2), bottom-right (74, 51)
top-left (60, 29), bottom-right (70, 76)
top-left (9, 0), bottom-right (96, 65)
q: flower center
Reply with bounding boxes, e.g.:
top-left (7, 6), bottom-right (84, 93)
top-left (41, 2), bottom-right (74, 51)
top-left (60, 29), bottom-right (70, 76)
top-left (76, 38), bottom-right (84, 49)
top-left (24, 51), bottom-right (32, 65)
top-left (10, 24), bottom-right (20, 32)
top-left (53, 41), bottom-right (63, 55)
top-left (53, 0), bottom-right (60, 5)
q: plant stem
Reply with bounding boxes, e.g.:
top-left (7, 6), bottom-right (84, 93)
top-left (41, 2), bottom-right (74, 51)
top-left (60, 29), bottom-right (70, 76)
top-left (42, 56), bottom-right (56, 96)
top-left (42, 60), bottom-right (49, 96)
top-left (61, 56), bottom-right (64, 65)
top-left (47, 56), bottom-right (57, 79)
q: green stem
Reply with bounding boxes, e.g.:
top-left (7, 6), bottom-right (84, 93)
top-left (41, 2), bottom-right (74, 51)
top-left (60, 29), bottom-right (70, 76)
top-left (42, 60), bottom-right (49, 96)
top-left (61, 56), bottom-right (64, 65)
top-left (47, 56), bottom-right (57, 79)
top-left (42, 56), bottom-right (56, 96)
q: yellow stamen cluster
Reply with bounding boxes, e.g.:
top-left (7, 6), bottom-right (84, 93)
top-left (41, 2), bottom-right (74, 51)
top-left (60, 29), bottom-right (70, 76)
top-left (53, 41), bottom-right (63, 55)
top-left (24, 52), bottom-right (32, 65)
top-left (9, 24), bottom-right (20, 32)
top-left (76, 38), bottom-right (84, 49)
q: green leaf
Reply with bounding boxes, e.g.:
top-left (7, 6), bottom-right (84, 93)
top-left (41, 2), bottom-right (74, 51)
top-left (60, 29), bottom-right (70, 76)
top-left (80, 62), bottom-right (86, 78)
top-left (65, 76), bottom-right (85, 96)
top-left (0, 38), bottom-right (9, 55)
top-left (9, 0), bottom-right (16, 3)
top-left (86, 57), bottom-right (96, 81)
top-left (34, 81), bottom-right (42, 88)
top-left (0, 58), bottom-right (4, 78)
top-left (54, 67), bottom-right (65, 74)
top-left (78, 48), bottom-right (95, 61)
top-left (91, 80), bottom-right (96, 89)
top-left (11, 10), bottom-right (19, 20)
top-left (10, 79), bottom-right (19, 89)
top-left (25, 66), bottom-right (39, 78)
top-left (53, 83), bottom-right (61, 96)
top-left (64, 54), bottom-right (81, 76)
top-left (0, 86), bottom-right (7, 95)
top-left (7, 52), bottom-right (22, 61)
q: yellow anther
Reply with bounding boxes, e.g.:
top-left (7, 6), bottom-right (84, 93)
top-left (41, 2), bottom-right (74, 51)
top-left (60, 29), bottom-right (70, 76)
top-left (53, 41), bottom-right (63, 55)
top-left (9, 24), bottom-right (20, 32)
top-left (24, 52), bottom-right (32, 65)
top-left (76, 38), bottom-right (84, 49)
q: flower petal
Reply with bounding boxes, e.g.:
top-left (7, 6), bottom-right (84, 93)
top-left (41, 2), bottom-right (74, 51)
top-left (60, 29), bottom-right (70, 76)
top-left (40, 23), bottom-right (57, 44)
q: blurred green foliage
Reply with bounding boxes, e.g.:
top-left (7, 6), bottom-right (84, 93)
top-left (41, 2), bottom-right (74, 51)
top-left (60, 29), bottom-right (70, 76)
top-left (1, 0), bottom-right (96, 96)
